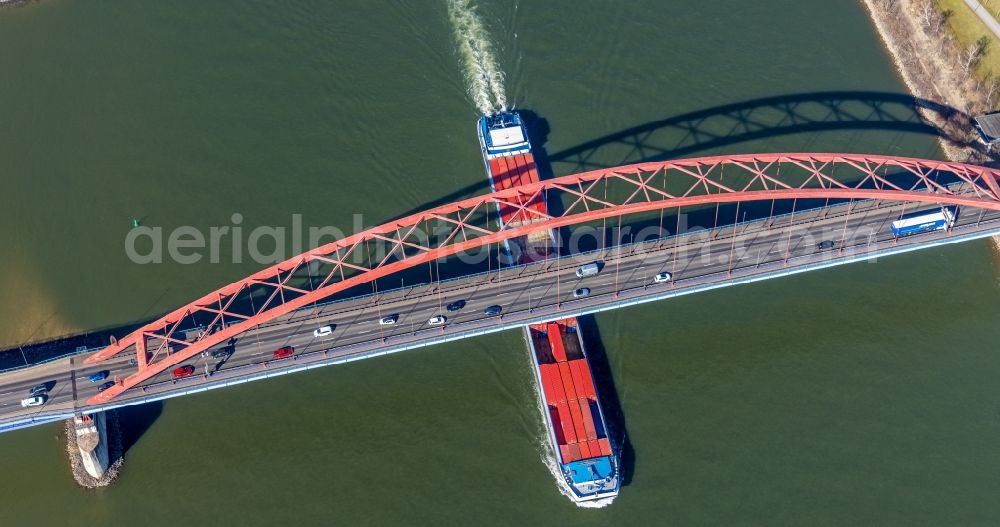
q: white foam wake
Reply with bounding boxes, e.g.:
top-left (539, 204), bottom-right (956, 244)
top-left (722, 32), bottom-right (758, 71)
top-left (446, 0), bottom-right (507, 114)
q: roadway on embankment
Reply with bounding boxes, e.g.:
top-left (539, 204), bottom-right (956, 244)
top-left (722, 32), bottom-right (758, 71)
top-left (963, 0), bottom-right (1000, 40)
top-left (2, 195), bottom-right (999, 430)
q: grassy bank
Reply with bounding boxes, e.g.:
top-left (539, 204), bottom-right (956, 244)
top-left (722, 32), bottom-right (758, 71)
top-left (937, 0), bottom-right (1000, 81)
top-left (977, 0), bottom-right (1000, 19)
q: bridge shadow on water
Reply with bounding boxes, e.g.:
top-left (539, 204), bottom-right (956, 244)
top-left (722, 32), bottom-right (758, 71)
top-left (536, 90), bottom-right (976, 173)
top-left (392, 90), bottom-right (982, 221)
top-left (115, 400), bottom-right (162, 456)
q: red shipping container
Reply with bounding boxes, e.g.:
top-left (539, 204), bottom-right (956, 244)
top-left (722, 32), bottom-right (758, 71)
top-left (558, 362), bottom-right (578, 401)
top-left (567, 443), bottom-right (583, 462)
top-left (547, 324), bottom-right (568, 362)
top-left (579, 399), bottom-right (598, 441)
top-left (557, 402), bottom-right (578, 444)
top-left (569, 360), bottom-right (597, 399)
top-left (598, 438), bottom-right (613, 457)
top-left (538, 364), bottom-right (563, 403)
top-left (567, 398), bottom-right (588, 444)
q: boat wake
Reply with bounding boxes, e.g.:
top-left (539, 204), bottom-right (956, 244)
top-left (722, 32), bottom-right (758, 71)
top-left (446, 0), bottom-right (507, 114)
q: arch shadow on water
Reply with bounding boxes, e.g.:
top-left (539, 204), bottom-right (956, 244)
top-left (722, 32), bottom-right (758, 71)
top-left (540, 90), bottom-right (975, 173)
top-left (394, 90), bottom-right (976, 221)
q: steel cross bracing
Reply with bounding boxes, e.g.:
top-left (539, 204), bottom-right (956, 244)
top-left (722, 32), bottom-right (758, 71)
top-left (85, 154), bottom-right (1000, 403)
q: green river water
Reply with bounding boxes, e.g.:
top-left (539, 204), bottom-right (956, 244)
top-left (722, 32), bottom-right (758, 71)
top-left (1, 1), bottom-right (1000, 524)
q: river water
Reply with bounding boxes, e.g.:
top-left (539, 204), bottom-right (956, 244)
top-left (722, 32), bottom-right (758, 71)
top-left (1, 0), bottom-right (999, 524)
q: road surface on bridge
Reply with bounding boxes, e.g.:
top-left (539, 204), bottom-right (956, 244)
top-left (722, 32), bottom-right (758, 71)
top-left (2, 195), bottom-right (998, 430)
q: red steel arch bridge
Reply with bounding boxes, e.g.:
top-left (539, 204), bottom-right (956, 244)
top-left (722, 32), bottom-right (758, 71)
top-left (84, 153), bottom-right (1000, 404)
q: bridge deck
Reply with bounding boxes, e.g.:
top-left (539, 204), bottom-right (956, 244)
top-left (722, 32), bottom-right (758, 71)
top-left (2, 195), bottom-right (999, 431)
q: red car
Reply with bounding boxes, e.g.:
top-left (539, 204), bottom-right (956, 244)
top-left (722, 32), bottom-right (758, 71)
top-left (172, 365), bottom-right (195, 379)
top-left (272, 346), bottom-right (294, 359)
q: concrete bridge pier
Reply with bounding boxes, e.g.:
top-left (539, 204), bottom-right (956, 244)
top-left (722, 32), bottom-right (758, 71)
top-left (74, 413), bottom-right (109, 478)
top-left (65, 411), bottom-right (121, 487)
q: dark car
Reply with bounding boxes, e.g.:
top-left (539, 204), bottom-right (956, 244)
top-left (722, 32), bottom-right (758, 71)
top-left (484, 305), bottom-right (502, 316)
top-left (446, 300), bottom-right (467, 312)
top-left (88, 370), bottom-right (109, 383)
top-left (97, 381), bottom-right (115, 393)
top-left (28, 383), bottom-right (48, 396)
top-left (816, 240), bottom-right (836, 250)
top-left (172, 365), bottom-right (195, 379)
top-left (210, 348), bottom-right (232, 359)
top-left (272, 346), bottom-right (294, 359)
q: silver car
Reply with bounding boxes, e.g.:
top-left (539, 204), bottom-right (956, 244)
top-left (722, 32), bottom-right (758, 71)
top-left (575, 262), bottom-right (602, 278)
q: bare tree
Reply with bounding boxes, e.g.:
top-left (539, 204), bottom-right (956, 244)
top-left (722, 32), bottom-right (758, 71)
top-left (935, 9), bottom-right (954, 36)
top-left (916, 2), bottom-right (938, 33)
top-left (877, 0), bottom-right (898, 13)
top-left (986, 76), bottom-right (1000, 109)
top-left (960, 36), bottom-right (990, 77)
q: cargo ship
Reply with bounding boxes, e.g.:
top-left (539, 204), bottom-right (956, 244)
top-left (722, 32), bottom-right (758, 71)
top-left (478, 111), bottom-right (621, 503)
top-left (476, 111), bottom-right (553, 260)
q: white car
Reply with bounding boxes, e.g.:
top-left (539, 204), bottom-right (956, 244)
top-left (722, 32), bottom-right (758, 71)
top-left (428, 315), bottom-right (447, 325)
top-left (573, 287), bottom-right (591, 298)
top-left (653, 272), bottom-right (673, 283)
top-left (313, 325), bottom-right (334, 337)
top-left (20, 395), bottom-right (46, 408)
top-left (379, 315), bottom-right (398, 326)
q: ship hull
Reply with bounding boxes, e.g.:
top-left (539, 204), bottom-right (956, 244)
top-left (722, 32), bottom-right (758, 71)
top-left (478, 111), bottom-right (620, 503)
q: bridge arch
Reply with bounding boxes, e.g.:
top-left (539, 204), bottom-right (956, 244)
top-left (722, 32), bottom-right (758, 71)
top-left (86, 153), bottom-right (1000, 403)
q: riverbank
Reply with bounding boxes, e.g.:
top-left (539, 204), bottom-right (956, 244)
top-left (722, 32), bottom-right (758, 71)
top-left (860, 0), bottom-right (992, 162)
top-left (861, 0), bottom-right (1000, 249)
